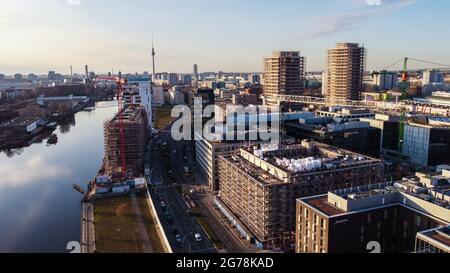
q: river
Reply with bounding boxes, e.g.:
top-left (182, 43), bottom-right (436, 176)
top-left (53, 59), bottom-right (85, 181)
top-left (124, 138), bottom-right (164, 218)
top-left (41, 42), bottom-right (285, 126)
top-left (0, 101), bottom-right (117, 253)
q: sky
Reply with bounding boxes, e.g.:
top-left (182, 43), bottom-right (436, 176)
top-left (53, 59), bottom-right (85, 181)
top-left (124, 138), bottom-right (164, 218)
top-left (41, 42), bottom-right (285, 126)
top-left (0, 0), bottom-right (449, 75)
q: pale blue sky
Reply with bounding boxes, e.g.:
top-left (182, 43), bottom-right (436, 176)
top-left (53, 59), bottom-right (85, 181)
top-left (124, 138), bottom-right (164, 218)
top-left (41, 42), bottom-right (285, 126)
top-left (0, 0), bottom-right (449, 74)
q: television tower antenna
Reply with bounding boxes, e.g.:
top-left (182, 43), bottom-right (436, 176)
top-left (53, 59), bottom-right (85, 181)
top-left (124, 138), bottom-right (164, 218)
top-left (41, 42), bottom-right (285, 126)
top-left (151, 35), bottom-right (156, 83)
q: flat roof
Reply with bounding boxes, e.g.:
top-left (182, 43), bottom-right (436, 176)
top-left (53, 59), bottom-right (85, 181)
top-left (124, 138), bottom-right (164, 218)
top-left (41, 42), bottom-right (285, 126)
top-left (418, 226), bottom-right (450, 250)
top-left (303, 196), bottom-right (346, 216)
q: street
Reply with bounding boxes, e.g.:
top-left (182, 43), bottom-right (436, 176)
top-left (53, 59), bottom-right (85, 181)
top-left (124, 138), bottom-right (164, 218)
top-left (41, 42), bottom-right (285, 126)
top-left (145, 124), bottom-right (216, 253)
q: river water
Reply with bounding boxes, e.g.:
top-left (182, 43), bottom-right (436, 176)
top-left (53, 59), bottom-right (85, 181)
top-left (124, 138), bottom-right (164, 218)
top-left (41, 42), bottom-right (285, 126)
top-left (0, 101), bottom-right (116, 253)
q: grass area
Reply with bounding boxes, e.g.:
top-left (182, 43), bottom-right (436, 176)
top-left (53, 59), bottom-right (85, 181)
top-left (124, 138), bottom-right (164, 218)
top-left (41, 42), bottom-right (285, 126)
top-left (192, 207), bottom-right (225, 250)
top-left (154, 107), bottom-right (173, 129)
top-left (94, 193), bottom-right (166, 253)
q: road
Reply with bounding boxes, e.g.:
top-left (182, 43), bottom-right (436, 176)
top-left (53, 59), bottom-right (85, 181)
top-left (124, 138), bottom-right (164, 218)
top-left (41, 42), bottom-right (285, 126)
top-left (166, 127), bottom-right (258, 253)
top-left (145, 125), bottom-right (216, 253)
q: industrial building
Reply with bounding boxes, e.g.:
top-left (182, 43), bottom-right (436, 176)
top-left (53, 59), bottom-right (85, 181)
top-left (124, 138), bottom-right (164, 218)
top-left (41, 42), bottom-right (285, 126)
top-left (326, 43), bottom-right (365, 102)
top-left (296, 169), bottom-right (450, 253)
top-left (103, 106), bottom-right (148, 178)
top-left (263, 51), bottom-right (305, 109)
top-left (217, 141), bottom-right (383, 248)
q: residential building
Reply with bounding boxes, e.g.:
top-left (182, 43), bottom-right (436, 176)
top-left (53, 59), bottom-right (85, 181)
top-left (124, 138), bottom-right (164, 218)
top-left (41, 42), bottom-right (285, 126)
top-left (218, 141), bottom-right (384, 248)
top-left (123, 77), bottom-right (153, 130)
top-left (326, 43), bottom-right (365, 102)
top-left (263, 51), bottom-right (305, 109)
top-left (103, 106), bottom-right (148, 177)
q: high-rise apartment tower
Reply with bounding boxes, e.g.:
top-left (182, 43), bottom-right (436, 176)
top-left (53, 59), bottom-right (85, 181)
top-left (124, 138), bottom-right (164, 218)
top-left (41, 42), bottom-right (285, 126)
top-left (326, 43), bottom-right (365, 102)
top-left (263, 51), bottom-right (305, 109)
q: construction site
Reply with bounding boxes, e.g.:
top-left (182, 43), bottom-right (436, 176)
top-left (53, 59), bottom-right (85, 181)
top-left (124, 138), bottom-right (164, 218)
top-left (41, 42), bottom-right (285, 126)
top-left (217, 140), bottom-right (384, 248)
top-left (103, 105), bottom-right (148, 179)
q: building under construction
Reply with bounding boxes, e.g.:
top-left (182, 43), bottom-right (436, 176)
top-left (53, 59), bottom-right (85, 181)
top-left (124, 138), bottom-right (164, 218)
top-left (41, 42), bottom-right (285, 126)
top-left (103, 106), bottom-right (148, 178)
top-left (217, 140), bottom-right (383, 248)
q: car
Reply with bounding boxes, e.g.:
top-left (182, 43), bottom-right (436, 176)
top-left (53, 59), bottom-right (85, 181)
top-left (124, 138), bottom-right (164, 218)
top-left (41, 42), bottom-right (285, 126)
top-left (176, 235), bottom-right (182, 245)
top-left (195, 233), bottom-right (202, 242)
top-left (161, 201), bottom-right (166, 209)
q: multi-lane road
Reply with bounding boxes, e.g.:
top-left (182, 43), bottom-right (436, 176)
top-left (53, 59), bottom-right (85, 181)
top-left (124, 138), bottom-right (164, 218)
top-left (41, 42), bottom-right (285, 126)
top-left (144, 122), bottom-right (259, 253)
top-left (145, 126), bottom-right (216, 253)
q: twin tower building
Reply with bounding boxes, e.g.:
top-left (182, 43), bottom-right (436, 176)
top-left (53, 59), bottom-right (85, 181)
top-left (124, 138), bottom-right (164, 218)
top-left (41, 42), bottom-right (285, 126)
top-left (263, 43), bottom-right (366, 108)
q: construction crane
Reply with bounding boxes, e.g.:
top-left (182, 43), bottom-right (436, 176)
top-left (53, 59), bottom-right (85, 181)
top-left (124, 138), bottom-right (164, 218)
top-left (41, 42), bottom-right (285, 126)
top-left (384, 57), bottom-right (450, 152)
top-left (95, 76), bottom-right (128, 179)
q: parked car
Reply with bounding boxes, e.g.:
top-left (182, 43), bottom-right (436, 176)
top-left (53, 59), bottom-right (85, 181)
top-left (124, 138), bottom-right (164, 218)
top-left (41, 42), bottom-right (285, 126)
top-left (176, 235), bottom-right (182, 245)
top-left (195, 233), bottom-right (202, 242)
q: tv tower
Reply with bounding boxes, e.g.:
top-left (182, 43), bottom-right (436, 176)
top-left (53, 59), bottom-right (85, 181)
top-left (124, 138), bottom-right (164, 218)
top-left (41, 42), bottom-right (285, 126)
top-left (151, 36), bottom-right (156, 83)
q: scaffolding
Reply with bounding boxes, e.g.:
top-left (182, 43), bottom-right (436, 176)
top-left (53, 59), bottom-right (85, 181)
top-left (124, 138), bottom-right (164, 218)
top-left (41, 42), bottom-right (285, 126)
top-left (103, 106), bottom-right (148, 178)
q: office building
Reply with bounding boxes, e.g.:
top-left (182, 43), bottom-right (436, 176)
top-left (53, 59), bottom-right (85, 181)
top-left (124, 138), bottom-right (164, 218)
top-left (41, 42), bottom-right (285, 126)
top-left (250, 74), bottom-right (262, 85)
top-left (286, 110), bottom-right (381, 158)
top-left (360, 113), bottom-right (402, 154)
top-left (263, 51), bottom-right (305, 109)
top-left (14, 74), bottom-right (23, 82)
top-left (169, 73), bottom-right (178, 86)
top-left (402, 116), bottom-right (450, 167)
top-left (193, 64), bottom-right (199, 80)
top-left (373, 70), bottom-right (398, 91)
top-left (218, 141), bottom-right (383, 248)
top-left (423, 70), bottom-right (444, 85)
top-left (183, 74), bottom-right (192, 86)
top-left (415, 226), bottom-right (450, 253)
top-left (326, 43), bottom-right (365, 102)
top-left (296, 170), bottom-right (450, 253)
top-left (196, 132), bottom-right (265, 191)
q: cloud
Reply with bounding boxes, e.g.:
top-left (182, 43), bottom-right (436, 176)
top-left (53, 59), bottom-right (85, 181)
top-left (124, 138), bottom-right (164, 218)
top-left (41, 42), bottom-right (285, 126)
top-left (0, 155), bottom-right (72, 187)
top-left (301, 0), bottom-right (416, 39)
top-left (66, 0), bottom-right (81, 6)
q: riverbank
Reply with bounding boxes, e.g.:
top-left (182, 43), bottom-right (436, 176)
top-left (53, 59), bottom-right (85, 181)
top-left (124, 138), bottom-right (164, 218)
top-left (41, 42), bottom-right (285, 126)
top-left (92, 192), bottom-right (167, 253)
top-left (0, 101), bottom-right (117, 252)
top-left (0, 99), bottom-right (95, 151)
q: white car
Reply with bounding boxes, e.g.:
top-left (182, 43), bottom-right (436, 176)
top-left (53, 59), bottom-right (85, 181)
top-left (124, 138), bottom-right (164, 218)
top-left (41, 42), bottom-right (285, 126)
top-left (195, 233), bottom-right (202, 242)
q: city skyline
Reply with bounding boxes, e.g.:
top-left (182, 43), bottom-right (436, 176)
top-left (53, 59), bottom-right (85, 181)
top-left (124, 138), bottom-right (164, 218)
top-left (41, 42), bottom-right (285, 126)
top-left (1, 0), bottom-right (450, 74)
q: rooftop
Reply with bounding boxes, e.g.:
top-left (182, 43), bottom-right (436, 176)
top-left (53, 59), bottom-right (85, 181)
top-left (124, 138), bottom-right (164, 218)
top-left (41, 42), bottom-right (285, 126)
top-left (417, 226), bottom-right (450, 251)
top-left (224, 141), bottom-right (380, 186)
top-left (109, 106), bottom-right (145, 124)
top-left (0, 116), bottom-right (40, 127)
top-left (299, 170), bottom-right (450, 222)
